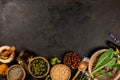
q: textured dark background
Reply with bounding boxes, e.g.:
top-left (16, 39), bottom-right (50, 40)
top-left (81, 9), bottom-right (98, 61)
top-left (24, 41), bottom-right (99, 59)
top-left (0, 0), bottom-right (120, 80)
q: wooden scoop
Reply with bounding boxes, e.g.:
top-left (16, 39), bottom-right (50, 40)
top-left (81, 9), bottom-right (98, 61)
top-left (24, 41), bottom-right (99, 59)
top-left (72, 58), bottom-right (89, 80)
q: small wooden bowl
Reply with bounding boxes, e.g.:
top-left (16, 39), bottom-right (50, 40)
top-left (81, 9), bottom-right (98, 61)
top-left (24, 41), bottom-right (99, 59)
top-left (28, 56), bottom-right (50, 78)
top-left (7, 64), bottom-right (26, 80)
top-left (88, 49), bottom-right (120, 80)
top-left (50, 64), bottom-right (71, 80)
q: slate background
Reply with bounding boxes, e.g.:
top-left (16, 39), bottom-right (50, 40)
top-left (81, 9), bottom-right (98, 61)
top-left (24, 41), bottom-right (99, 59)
top-left (0, 0), bottom-right (120, 80)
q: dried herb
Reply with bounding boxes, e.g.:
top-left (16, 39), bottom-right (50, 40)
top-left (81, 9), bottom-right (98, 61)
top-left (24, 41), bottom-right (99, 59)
top-left (30, 59), bottom-right (48, 76)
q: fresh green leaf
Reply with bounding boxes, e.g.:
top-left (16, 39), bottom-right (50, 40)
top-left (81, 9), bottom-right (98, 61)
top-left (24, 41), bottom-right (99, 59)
top-left (92, 58), bottom-right (117, 74)
top-left (104, 72), bottom-right (113, 77)
top-left (45, 74), bottom-right (52, 80)
top-left (92, 48), bottom-right (114, 71)
top-left (50, 57), bottom-right (61, 66)
top-left (94, 69), bottom-right (106, 77)
top-left (114, 64), bottom-right (120, 71)
top-left (95, 71), bottom-right (113, 77)
top-left (106, 58), bottom-right (117, 69)
top-left (113, 52), bottom-right (118, 58)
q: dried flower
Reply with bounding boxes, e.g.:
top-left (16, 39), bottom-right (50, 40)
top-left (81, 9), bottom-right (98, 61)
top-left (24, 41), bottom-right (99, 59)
top-left (109, 32), bottom-right (120, 44)
top-left (104, 66), bottom-right (109, 72)
top-left (117, 58), bottom-right (120, 65)
top-left (116, 47), bottom-right (120, 54)
top-left (111, 68), bottom-right (117, 74)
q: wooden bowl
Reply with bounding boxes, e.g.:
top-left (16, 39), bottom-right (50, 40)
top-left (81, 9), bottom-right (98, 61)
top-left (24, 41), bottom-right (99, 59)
top-left (7, 64), bottom-right (26, 80)
top-left (88, 49), bottom-right (120, 80)
top-left (88, 49), bottom-right (107, 77)
top-left (50, 64), bottom-right (71, 80)
top-left (28, 56), bottom-right (50, 78)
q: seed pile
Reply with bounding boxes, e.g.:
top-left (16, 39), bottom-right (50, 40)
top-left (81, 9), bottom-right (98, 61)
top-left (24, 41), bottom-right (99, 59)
top-left (64, 52), bottom-right (81, 69)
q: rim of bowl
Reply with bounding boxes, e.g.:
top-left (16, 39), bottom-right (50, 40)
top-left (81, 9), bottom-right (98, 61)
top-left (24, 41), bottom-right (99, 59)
top-left (28, 56), bottom-right (50, 78)
top-left (88, 49), bottom-right (108, 77)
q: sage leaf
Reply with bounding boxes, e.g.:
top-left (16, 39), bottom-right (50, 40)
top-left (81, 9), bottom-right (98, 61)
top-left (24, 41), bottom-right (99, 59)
top-left (92, 58), bottom-right (117, 74)
top-left (92, 48), bottom-right (114, 71)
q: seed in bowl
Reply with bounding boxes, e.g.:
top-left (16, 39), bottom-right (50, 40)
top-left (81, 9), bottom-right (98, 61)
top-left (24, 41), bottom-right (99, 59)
top-left (64, 51), bottom-right (81, 69)
top-left (50, 64), bottom-right (71, 80)
top-left (30, 58), bottom-right (48, 76)
top-left (28, 57), bottom-right (50, 78)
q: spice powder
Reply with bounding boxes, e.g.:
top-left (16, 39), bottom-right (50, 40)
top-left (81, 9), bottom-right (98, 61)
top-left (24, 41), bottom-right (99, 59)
top-left (8, 66), bottom-right (24, 80)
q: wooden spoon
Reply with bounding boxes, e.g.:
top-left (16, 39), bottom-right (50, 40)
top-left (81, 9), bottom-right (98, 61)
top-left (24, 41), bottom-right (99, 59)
top-left (72, 58), bottom-right (89, 80)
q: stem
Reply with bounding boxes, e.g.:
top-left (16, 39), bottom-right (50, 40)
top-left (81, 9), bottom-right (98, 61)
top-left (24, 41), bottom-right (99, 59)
top-left (92, 65), bottom-right (105, 74)
top-left (81, 76), bottom-right (86, 80)
top-left (79, 73), bottom-right (84, 80)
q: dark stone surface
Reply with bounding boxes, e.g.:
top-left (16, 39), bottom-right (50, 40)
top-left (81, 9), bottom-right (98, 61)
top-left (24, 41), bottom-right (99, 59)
top-left (0, 0), bottom-right (120, 80)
